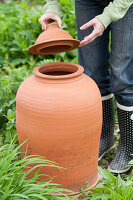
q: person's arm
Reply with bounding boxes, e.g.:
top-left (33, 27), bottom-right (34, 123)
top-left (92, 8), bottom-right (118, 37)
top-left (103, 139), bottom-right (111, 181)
top-left (96, 0), bottom-right (133, 29)
top-left (38, 0), bottom-right (62, 30)
top-left (80, 0), bottom-right (133, 46)
top-left (39, 0), bottom-right (133, 45)
top-left (43, 0), bottom-right (61, 16)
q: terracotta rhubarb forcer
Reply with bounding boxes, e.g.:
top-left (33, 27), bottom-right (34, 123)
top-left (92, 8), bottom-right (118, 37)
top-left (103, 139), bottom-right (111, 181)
top-left (29, 23), bottom-right (80, 55)
top-left (16, 62), bottom-right (102, 194)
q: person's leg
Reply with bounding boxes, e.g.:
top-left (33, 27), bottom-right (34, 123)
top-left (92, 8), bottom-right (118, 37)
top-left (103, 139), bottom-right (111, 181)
top-left (109, 4), bottom-right (133, 173)
top-left (75, 0), bottom-right (115, 160)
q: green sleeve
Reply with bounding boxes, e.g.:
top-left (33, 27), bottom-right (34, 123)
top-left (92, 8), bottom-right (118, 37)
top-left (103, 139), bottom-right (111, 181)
top-left (43, 0), bottom-right (133, 29)
top-left (96, 0), bottom-right (133, 29)
top-left (43, 0), bottom-right (61, 16)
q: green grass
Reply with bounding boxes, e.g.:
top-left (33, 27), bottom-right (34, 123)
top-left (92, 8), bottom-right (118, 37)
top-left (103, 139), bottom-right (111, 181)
top-left (79, 167), bottom-right (133, 200)
top-left (0, 139), bottom-right (76, 200)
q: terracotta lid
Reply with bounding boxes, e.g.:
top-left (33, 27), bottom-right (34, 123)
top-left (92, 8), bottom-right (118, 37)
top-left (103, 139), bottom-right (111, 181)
top-left (29, 23), bottom-right (80, 55)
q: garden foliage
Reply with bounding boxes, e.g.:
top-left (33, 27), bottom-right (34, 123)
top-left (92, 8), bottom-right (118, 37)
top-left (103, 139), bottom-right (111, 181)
top-left (0, 140), bottom-right (76, 200)
top-left (0, 66), bottom-right (31, 144)
top-left (84, 167), bottom-right (133, 200)
top-left (0, 1), bottom-right (133, 199)
top-left (0, 0), bottom-right (78, 68)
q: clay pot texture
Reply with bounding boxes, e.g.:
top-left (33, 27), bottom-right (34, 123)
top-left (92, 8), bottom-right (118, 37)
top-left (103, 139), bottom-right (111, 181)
top-left (16, 62), bottom-right (102, 193)
top-left (29, 23), bottom-right (80, 55)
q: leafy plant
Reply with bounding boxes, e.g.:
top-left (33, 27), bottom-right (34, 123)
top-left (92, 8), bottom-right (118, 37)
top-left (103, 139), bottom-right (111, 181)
top-left (0, 0), bottom-right (78, 68)
top-left (128, 158), bottom-right (133, 166)
top-left (0, 65), bottom-right (32, 144)
top-left (0, 140), bottom-right (76, 200)
top-left (82, 167), bottom-right (133, 200)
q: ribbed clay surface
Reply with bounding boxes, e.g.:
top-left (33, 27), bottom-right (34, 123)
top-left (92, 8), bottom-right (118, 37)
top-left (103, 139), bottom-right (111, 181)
top-left (16, 62), bottom-right (102, 193)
